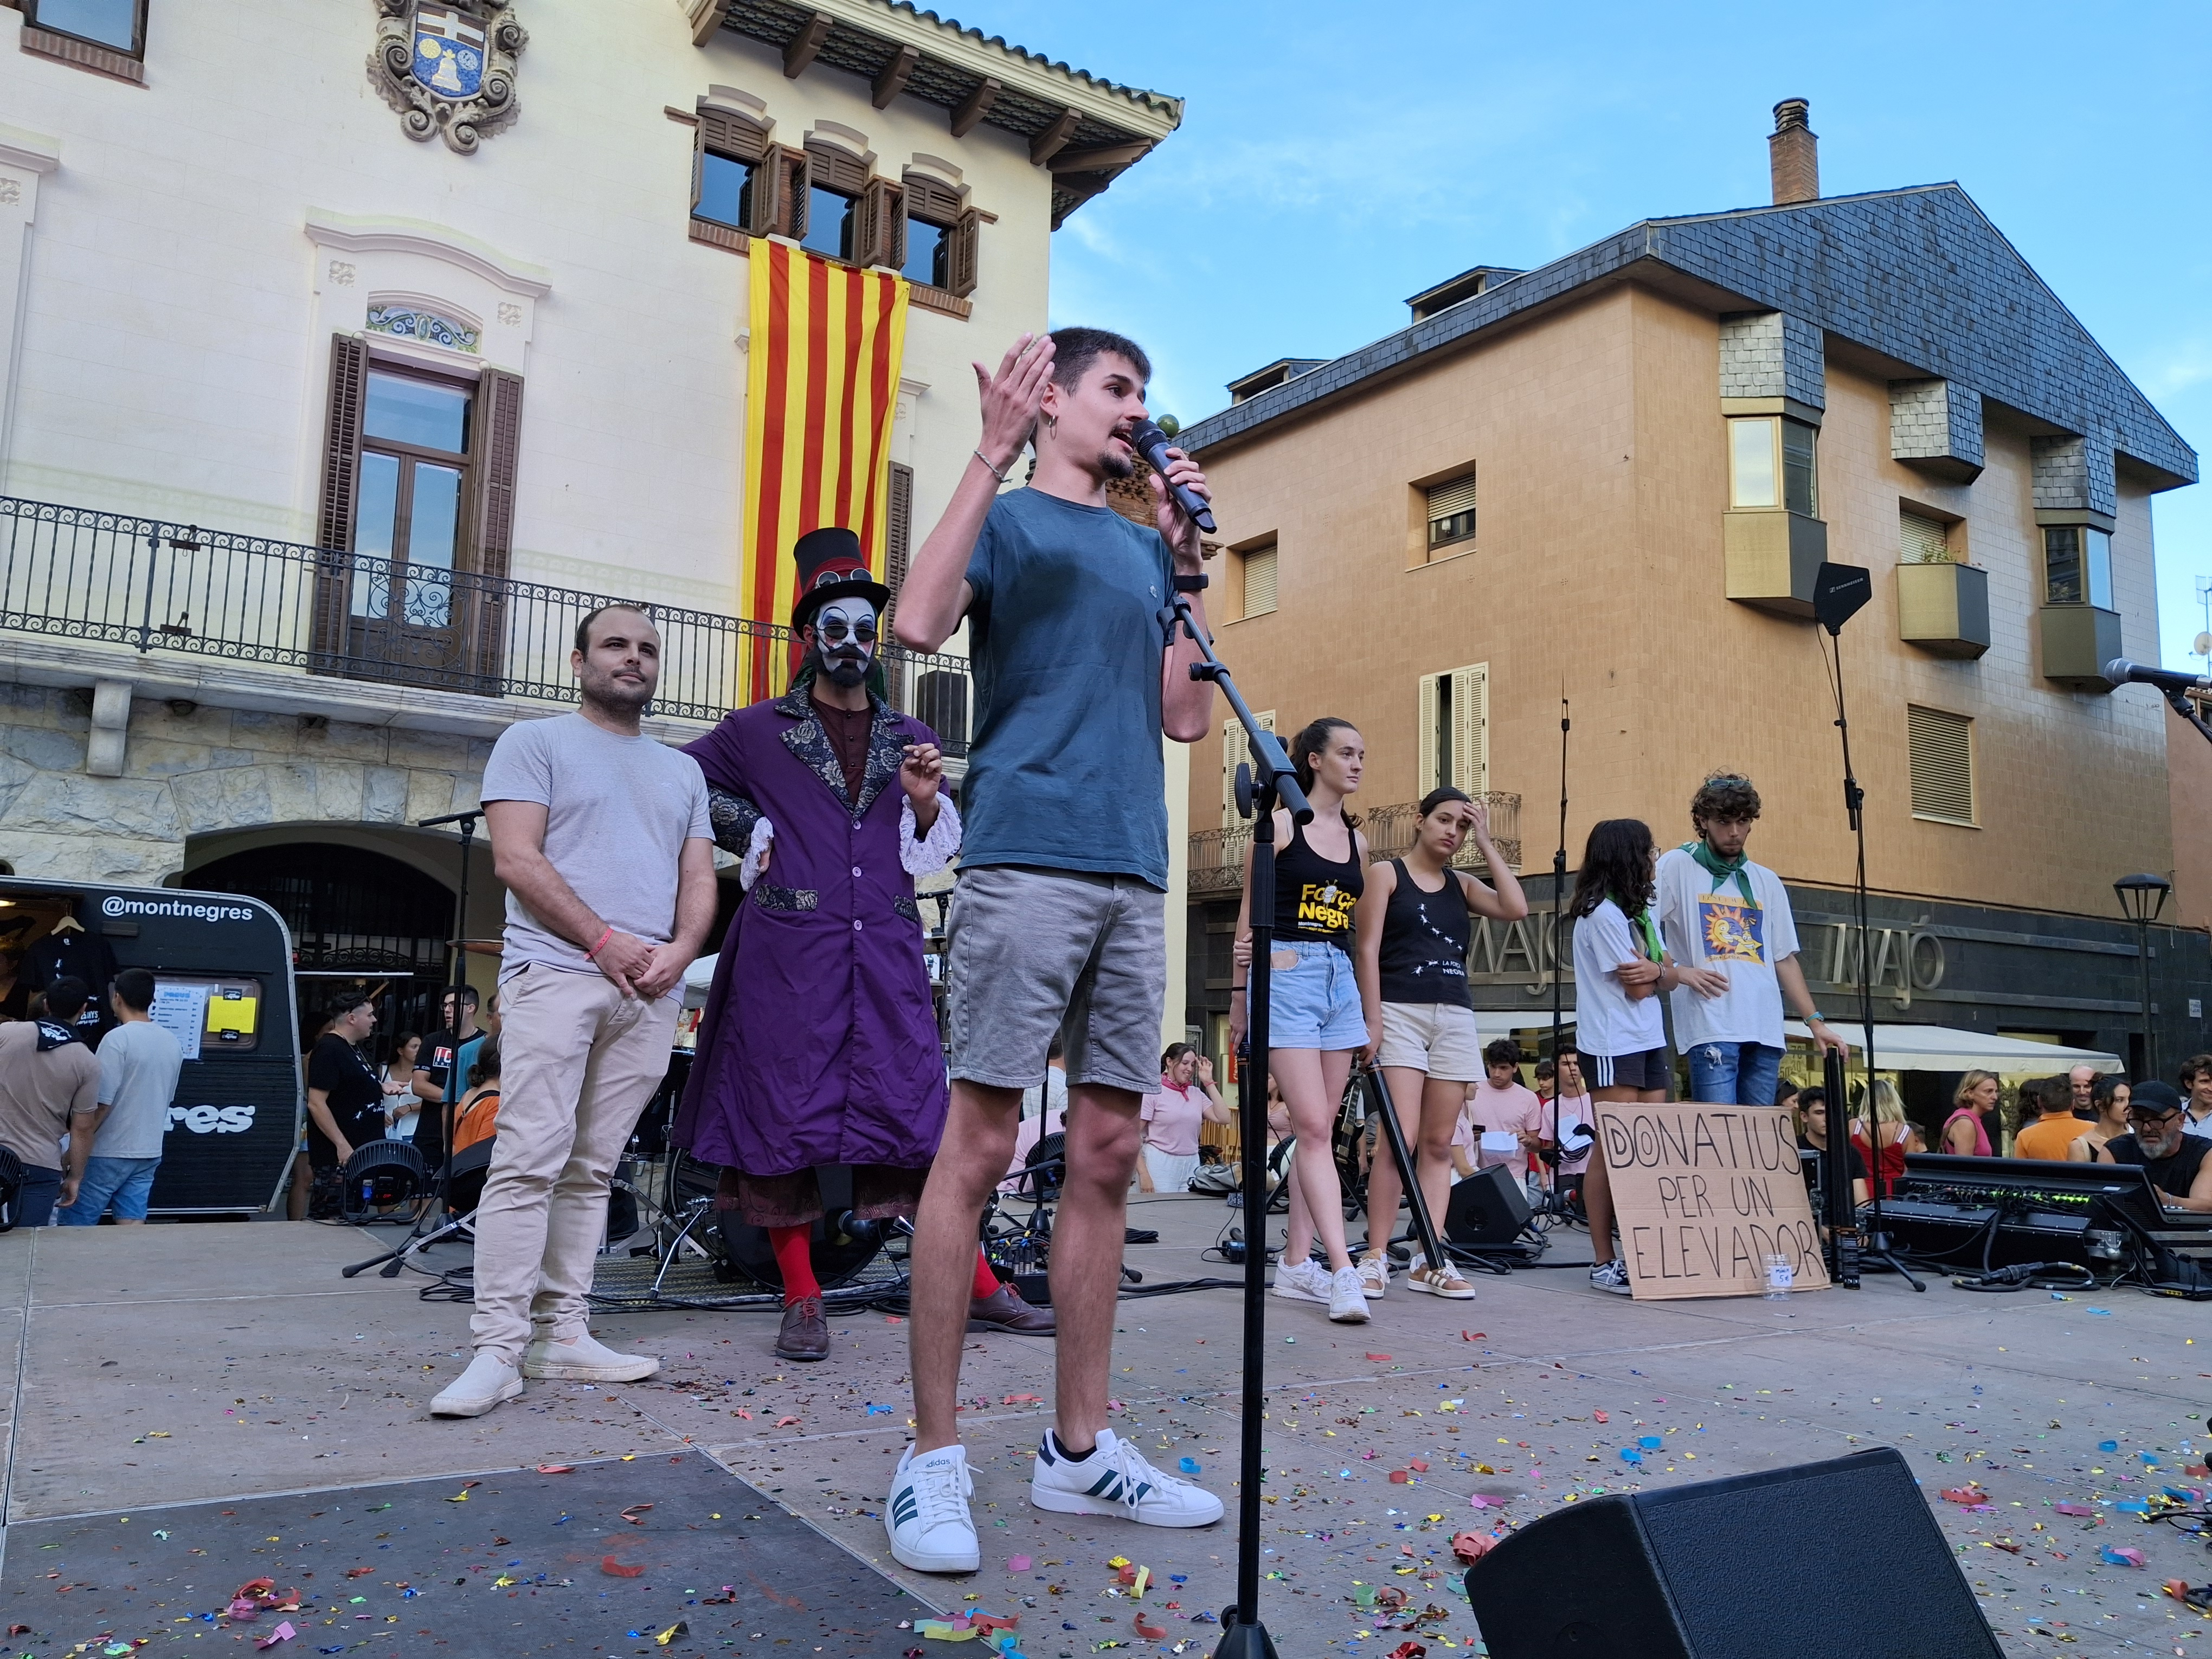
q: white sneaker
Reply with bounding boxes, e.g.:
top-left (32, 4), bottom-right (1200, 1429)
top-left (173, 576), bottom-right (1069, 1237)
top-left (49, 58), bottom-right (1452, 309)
top-left (1590, 1259), bottom-right (1633, 1296)
top-left (521, 1330), bottom-right (660, 1382)
top-left (1327, 1265), bottom-right (1372, 1323)
top-left (1406, 1257), bottom-right (1478, 1300)
top-left (1272, 1257), bottom-right (1328, 1304)
top-left (430, 1352), bottom-right (523, 1418)
top-left (1030, 1427), bottom-right (1224, 1528)
top-left (886, 1443), bottom-right (980, 1573)
top-left (1355, 1254), bottom-right (1391, 1299)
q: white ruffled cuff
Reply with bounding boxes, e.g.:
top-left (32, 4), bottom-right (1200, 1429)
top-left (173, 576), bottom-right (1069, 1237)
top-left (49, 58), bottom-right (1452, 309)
top-left (738, 818), bottom-right (774, 892)
top-left (901, 793), bottom-right (961, 877)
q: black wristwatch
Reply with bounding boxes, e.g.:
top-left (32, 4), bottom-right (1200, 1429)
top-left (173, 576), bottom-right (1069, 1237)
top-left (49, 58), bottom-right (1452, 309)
top-left (1173, 572), bottom-right (1208, 593)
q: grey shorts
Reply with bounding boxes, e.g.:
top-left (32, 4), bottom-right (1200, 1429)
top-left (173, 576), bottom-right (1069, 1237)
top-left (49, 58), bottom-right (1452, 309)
top-left (947, 864), bottom-right (1165, 1097)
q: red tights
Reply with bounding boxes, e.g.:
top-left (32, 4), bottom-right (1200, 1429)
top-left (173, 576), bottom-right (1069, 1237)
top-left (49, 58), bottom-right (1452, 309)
top-left (764, 1226), bottom-right (999, 1307)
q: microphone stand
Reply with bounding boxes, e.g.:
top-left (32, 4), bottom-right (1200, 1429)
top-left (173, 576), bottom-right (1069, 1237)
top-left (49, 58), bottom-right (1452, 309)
top-left (343, 806), bottom-right (483, 1280)
top-left (1820, 1045), bottom-right (1861, 1287)
top-left (1162, 591), bottom-right (1303, 1659)
top-left (1817, 624), bottom-right (1922, 1293)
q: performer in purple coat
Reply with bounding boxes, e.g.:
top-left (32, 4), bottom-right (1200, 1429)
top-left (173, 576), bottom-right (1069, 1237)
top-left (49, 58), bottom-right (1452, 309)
top-left (674, 527), bottom-right (1050, 1360)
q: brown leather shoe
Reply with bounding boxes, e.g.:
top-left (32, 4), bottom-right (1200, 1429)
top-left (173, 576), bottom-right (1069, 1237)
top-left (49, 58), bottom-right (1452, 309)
top-left (774, 1296), bottom-right (829, 1361)
top-left (967, 1282), bottom-right (1056, 1335)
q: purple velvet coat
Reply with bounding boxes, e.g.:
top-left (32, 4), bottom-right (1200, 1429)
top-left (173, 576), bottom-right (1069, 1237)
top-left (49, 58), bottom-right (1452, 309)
top-left (672, 685), bottom-right (949, 1178)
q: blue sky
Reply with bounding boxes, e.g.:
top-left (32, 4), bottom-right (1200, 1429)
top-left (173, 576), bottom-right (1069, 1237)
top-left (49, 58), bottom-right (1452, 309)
top-left (991, 0), bottom-right (2212, 667)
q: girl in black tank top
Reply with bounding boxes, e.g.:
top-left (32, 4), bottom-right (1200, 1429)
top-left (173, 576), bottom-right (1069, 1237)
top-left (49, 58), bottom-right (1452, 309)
top-left (1231, 717), bottom-right (1372, 1322)
top-left (1350, 788), bottom-right (1529, 1301)
top-left (1274, 817), bottom-right (1364, 948)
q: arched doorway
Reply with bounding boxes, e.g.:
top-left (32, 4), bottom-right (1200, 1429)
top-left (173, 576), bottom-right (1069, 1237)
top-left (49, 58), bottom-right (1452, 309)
top-left (191, 843), bottom-right (455, 1052)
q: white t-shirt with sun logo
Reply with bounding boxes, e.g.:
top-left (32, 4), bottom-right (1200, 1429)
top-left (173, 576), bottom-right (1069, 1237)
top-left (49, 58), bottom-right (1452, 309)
top-left (1655, 847), bottom-right (1802, 1049)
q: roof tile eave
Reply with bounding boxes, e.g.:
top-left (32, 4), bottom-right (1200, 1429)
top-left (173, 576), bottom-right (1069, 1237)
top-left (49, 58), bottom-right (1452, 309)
top-left (880, 1), bottom-right (1183, 124)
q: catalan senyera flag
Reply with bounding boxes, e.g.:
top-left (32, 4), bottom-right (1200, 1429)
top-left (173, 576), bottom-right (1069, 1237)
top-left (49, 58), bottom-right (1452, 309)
top-left (741, 239), bottom-right (910, 703)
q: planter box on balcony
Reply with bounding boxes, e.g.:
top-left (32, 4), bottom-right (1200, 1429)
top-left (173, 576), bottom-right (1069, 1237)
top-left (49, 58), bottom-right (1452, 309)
top-left (1724, 509), bottom-right (1828, 618)
top-left (1896, 561), bottom-right (1990, 659)
top-left (2040, 605), bottom-right (2122, 692)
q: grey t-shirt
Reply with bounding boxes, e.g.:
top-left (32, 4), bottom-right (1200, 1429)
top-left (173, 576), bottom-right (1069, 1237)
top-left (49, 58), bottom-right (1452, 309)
top-left (95, 1018), bottom-right (184, 1160)
top-left (960, 488), bottom-right (1174, 888)
top-left (479, 713), bottom-right (711, 982)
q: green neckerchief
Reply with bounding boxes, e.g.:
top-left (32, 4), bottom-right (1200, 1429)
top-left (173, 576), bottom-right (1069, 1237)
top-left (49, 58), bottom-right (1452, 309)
top-left (1682, 838), bottom-right (1756, 905)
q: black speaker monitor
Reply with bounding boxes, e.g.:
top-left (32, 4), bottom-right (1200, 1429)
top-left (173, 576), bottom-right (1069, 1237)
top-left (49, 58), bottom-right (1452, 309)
top-left (1444, 1165), bottom-right (1532, 1246)
top-left (1464, 1446), bottom-right (2001, 1659)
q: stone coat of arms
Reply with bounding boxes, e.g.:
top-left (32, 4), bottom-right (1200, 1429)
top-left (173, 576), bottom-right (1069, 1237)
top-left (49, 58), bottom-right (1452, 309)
top-left (369, 0), bottom-right (527, 155)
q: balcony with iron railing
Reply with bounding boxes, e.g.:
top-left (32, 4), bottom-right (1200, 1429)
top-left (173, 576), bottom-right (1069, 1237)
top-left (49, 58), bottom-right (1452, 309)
top-left (0, 494), bottom-right (974, 749)
top-left (1187, 794), bottom-right (1521, 897)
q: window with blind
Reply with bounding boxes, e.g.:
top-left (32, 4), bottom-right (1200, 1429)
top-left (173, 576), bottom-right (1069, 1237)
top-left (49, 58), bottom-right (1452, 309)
top-left (1900, 507), bottom-right (1952, 564)
top-left (886, 462), bottom-right (914, 603)
top-left (1425, 472), bottom-right (1477, 553)
top-left (1239, 543), bottom-right (1278, 620)
top-left (1221, 710), bottom-right (1276, 828)
top-left (902, 173), bottom-right (980, 300)
top-left (1907, 706), bottom-right (1976, 827)
top-left (1418, 665), bottom-right (1489, 795)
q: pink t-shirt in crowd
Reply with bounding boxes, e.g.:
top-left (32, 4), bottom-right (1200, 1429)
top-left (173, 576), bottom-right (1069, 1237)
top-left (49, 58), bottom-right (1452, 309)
top-left (1140, 1078), bottom-right (1206, 1156)
top-left (1465, 1078), bottom-right (1544, 1182)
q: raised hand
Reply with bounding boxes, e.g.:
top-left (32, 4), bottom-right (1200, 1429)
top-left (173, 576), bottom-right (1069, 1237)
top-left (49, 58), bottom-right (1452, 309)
top-left (900, 742), bottom-right (944, 806)
top-left (972, 333), bottom-right (1054, 475)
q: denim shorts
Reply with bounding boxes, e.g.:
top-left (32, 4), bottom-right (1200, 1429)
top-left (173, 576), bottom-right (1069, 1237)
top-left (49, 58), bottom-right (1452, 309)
top-left (1266, 940), bottom-right (1368, 1051)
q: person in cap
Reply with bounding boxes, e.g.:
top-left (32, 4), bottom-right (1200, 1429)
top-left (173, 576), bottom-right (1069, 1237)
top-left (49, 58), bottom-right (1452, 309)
top-left (673, 528), bottom-right (1050, 1361)
top-left (2091, 1079), bottom-right (2212, 1211)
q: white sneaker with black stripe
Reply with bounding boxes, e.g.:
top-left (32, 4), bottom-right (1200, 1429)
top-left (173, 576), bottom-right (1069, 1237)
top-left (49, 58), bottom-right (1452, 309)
top-left (885, 1442), bottom-right (980, 1573)
top-left (1030, 1427), bottom-right (1224, 1528)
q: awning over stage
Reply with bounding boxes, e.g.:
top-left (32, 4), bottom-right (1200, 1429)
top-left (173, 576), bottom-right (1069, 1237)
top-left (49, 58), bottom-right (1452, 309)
top-left (1783, 1021), bottom-right (2122, 1074)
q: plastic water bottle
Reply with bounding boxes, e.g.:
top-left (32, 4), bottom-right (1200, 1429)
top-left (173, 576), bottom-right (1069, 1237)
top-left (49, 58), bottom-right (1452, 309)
top-left (1763, 1253), bottom-right (1793, 1301)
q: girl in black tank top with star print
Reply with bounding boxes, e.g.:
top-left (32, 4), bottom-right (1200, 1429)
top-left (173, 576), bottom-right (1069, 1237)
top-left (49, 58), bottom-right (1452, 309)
top-left (1350, 787), bottom-right (1529, 1301)
top-left (1231, 717), bottom-right (1372, 1324)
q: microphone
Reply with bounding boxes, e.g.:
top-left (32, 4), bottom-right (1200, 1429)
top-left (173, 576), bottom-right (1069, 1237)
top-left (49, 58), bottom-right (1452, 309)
top-left (2104, 658), bottom-right (2212, 695)
top-left (1126, 419), bottom-right (1216, 535)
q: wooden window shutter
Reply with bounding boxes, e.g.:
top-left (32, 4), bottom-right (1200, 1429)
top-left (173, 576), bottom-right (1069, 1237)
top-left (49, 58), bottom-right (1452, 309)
top-left (946, 207), bottom-right (980, 297)
top-left (1240, 544), bottom-right (1277, 618)
top-left (318, 335), bottom-right (369, 553)
top-left (1907, 705), bottom-right (1975, 826)
top-left (468, 368), bottom-right (524, 685)
top-left (1221, 718), bottom-right (1243, 829)
top-left (1418, 673), bottom-right (1441, 794)
top-left (858, 177), bottom-right (905, 269)
top-left (1449, 663), bottom-right (1489, 794)
top-left (311, 334), bottom-right (370, 670)
top-left (1900, 508), bottom-right (1950, 565)
top-left (1220, 711), bottom-right (1275, 828)
top-left (886, 461), bottom-right (914, 599)
top-left (699, 110), bottom-right (767, 163)
top-left (754, 144), bottom-right (810, 239)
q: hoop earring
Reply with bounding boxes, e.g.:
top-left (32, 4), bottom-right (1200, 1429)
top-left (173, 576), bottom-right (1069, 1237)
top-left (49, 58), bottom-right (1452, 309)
top-left (1040, 411), bottom-right (1058, 436)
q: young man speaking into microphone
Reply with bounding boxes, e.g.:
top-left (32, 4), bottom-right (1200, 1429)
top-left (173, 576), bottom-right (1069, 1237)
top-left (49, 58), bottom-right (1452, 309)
top-left (885, 329), bottom-right (1224, 1571)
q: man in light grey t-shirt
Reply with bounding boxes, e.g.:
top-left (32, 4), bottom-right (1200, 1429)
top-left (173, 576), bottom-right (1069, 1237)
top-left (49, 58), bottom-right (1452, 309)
top-left (430, 602), bottom-right (716, 1420)
top-left (60, 967), bottom-right (183, 1226)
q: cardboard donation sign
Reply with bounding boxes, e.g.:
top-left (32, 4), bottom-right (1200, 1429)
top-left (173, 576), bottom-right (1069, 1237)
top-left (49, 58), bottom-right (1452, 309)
top-left (1594, 1103), bottom-right (1830, 1300)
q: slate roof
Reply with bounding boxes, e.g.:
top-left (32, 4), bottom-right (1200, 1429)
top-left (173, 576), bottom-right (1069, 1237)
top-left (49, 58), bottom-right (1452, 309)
top-left (1180, 184), bottom-right (2196, 489)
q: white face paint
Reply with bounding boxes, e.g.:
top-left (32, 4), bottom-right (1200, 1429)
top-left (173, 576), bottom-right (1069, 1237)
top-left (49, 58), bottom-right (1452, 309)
top-left (812, 595), bottom-right (878, 685)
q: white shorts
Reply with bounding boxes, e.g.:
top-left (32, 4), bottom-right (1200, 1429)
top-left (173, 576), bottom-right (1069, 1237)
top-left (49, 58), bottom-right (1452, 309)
top-left (1377, 1001), bottom-right (1483, 1082)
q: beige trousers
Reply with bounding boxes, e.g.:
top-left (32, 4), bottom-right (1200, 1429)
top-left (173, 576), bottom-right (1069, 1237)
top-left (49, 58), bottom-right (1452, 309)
top-left (467, 964), bottom-right (677, 1360)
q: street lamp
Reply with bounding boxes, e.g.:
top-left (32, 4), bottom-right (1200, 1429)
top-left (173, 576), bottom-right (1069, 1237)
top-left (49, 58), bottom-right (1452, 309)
top-left (2114, 873), bottom-right (2172, 1079)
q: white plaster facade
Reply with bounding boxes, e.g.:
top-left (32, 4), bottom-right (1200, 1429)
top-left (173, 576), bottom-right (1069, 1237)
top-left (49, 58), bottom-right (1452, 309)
top-left (0, 0), bottom-right (1191, 1043)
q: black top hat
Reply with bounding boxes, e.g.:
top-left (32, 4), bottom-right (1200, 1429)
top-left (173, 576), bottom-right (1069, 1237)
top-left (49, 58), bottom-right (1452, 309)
top-left (790, 526), bottom-right (891, 632)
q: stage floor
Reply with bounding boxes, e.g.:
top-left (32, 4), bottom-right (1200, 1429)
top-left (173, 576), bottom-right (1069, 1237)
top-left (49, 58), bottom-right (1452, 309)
top-left (0, 1204), bottom-right (2203, 1658)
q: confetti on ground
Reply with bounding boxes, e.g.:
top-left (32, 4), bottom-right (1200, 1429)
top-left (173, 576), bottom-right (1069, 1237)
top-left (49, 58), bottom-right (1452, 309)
top-left (600, 1556), bottom-right (647, 1578)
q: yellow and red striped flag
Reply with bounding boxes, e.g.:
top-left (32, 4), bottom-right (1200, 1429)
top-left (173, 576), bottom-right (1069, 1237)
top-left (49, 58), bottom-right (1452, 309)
top-left (741, 239), bottom-right (909, 703)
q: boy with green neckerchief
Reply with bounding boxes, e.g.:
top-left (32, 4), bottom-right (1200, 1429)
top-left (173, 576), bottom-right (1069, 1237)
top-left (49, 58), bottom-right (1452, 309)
top-left (1655, 773), bottom-right (1847, 1105)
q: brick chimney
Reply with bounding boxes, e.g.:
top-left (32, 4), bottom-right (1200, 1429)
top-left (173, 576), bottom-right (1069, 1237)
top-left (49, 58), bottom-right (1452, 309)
top-left (1768, 99), bottom-right (1818, 205)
